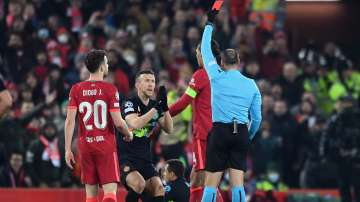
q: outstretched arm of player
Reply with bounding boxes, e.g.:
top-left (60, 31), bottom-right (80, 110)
top-left (64, 108), bottom-right (77, 169)
top-left (157, 86), bottom-right (173, 133)
top-left (169, 93), bottom-right (193, 117)
top-left (125, 108), bottom-right (159, 129)
top-left (110, 111), bottom-right (133, 142)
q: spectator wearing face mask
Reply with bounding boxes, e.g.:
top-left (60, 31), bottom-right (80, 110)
top-left (255, 164), bottom-right (288, 192)
top-left (55, 27), bottom-right (72, 69)
top-left (0, 149), bottom-right (32, 187)
top-left (25, 122), bottom-right (65, 187)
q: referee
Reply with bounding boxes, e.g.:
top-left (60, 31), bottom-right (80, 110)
top-left (200, 10), bottom-right (262, 202)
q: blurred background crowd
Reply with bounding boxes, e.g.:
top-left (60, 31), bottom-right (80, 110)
top-left (0, 0), bottom-right (359, 200)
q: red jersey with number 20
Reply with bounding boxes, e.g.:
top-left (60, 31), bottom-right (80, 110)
top-left (68, 81), bottom-right (120, 154)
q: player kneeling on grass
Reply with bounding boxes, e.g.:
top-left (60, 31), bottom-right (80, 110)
top-left (65, 50), bottom-right (133, 202)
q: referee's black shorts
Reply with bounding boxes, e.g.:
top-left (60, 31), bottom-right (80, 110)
top-left (205, 122), bottom-right (250, 172)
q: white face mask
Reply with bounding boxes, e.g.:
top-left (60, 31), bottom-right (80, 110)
top-left (268, 172), bottom-right (280, 183)
top-left (123, 54), bottom-right (136, 66)
top-left (51, 57), bottom-right (62, 67)
top-left (143, 42), bottom-right (156, 53)
top-left (126, 24), bottom-right (137, 36)
top-left (58, 34), bottom-right (69, 44)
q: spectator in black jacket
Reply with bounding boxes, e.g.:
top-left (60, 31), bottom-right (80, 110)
top-left (268, 100), bottom-right (300, 187)
top-left (0, 149), bottom-right (32, 187)
top-left (275, 62), bottom-right (303, 107)
top-left (326, 96), bottom-right (360, 202)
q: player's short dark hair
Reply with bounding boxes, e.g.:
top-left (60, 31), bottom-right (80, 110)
top-left (223, 49), bottom-right (240, 65)
top-left (197, 40), bottom-right (221, 64)
top-left (85, 50), bottom-right (106, 73)
top-left (166, 159), bottom-right (185, 178)
top-left (136, 70), bottom-right (155, 81)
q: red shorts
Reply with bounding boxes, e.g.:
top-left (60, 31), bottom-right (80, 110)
top-left (192, 138), bottom-right (207, 171)
top-left (80, 151), bottom-right (120, 185)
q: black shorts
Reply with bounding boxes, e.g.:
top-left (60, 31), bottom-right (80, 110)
top-left (205, 122), bottom-right (250, 172)
top-left (120, 158), bottom-right (158, 190)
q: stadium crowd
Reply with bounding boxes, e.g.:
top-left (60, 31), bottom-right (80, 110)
top-left (0, 0), bottom-right (359, 200)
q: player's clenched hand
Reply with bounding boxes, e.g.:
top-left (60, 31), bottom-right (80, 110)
top-left (65, 150), bottom-right (76, 169)
top-left (158, 86), bottom-right (169, 112)
top-left (123, 130), bottom-right (133, 142)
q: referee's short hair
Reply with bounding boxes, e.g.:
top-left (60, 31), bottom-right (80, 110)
top-left (223, 49), bottom-right (240, 65)
top-left (166, 159), bottom-right (185, 178)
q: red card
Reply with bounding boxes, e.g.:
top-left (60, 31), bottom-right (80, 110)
top-left (212, 0), bottom-right (224, 11)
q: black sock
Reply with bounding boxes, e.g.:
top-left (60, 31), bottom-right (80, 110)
top-left (153, 196), bottom-right (164, 202)
top-left (125, 189), bottom-right (140, 202)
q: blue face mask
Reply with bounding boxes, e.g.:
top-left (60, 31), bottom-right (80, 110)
top-left (38, 28), bottom-right (49, 39)
top-left (268, 172), bottom-right (280, 183)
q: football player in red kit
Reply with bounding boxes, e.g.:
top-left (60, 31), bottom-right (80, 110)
top-left (169, 42), bottom-right (223, 202)
top-left (65, 50), bottom-right (133, 202)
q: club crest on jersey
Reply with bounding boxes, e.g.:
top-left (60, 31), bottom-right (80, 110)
top-left (115, 92), bottom-right (119, 101)
top-left (125, 101), bottom-right (133, 108)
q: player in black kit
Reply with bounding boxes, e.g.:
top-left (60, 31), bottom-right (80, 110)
top-left (118, 70), bottom-right (173, 202)
top-left (163, 159), bottom-right (190, 202)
